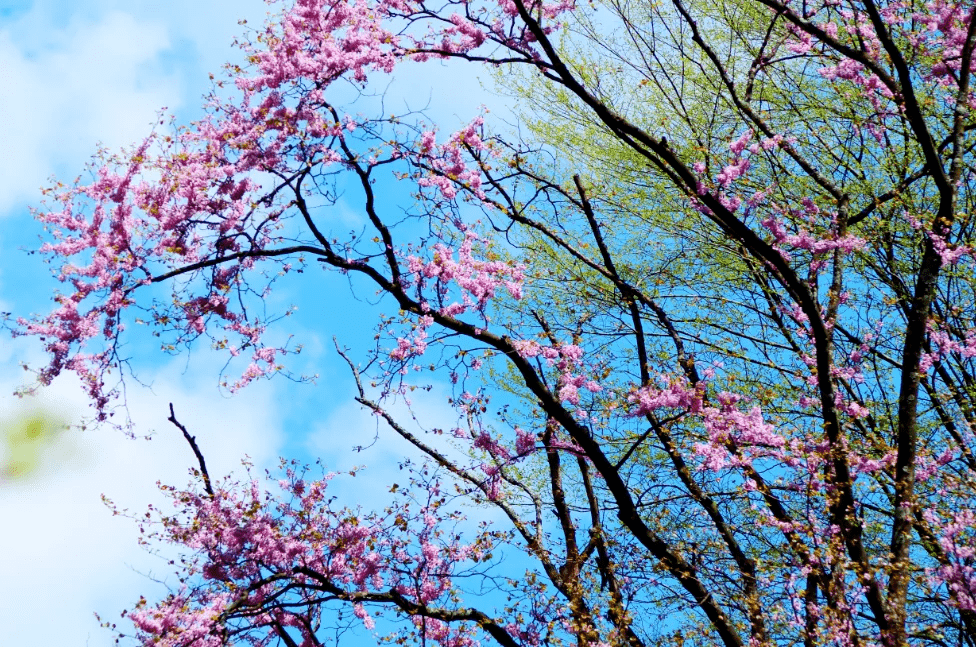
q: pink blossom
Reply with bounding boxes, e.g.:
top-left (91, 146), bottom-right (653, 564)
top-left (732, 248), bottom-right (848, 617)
top-left (628, 378), bottom-right (703, 416)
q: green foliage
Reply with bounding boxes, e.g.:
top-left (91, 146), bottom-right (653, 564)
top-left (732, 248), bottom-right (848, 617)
top-left (1, 406), bottom-right (68, 481)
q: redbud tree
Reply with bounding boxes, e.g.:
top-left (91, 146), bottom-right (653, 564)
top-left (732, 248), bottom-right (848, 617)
top-left (11, 0), bottom-right (976, 644)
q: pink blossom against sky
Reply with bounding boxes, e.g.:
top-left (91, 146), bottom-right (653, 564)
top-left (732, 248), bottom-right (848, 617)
top-left (7, 0), bottom-right (975, 642)
top-left (0, 1), bottom-right (506, 644)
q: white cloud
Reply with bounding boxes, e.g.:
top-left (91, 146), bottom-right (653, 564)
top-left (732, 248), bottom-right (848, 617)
top-left (0, 11), bottom-right (180, 216)
top-left (0, 2), bottom-right (287, 645)
top-left (0, 355), bottom-right (286, 646)
top-left (383, 58), bottom-right (513, 129)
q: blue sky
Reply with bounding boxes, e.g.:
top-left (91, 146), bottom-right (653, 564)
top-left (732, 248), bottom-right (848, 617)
top-left (0, 1), bottom-right (506, 643)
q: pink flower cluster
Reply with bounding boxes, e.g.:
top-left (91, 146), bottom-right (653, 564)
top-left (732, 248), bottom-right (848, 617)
top-left (231, 347), bottom-right (282, 392)
top-left (129, 592), bottom-right (234, 647)
top-left (627, 378), bottom-right (790, 471)
top-left (410, 617), bottom-right (480, 647)
top-left (238, 0), bottom-right (409, 91)
top-left (416, 119), bottom-right (489, 200)
top-left (437, 14), bottom-right (489, 53)
top-left (760, 212), bottom-right (866, 263)
top-left (690, 131), bottom-right (787, 215)
top-left (390, 315), bottom-right (435, 362)
top-left (19, 86), bottom-right (302, 406)
top-left (465, 413), bottom-right (542, 497)
top-left (912, 0), bottom-right (976, 103)
top-left (715, 131), bottom-right (753, 188)
top-left (407, 0), bottom-right (576, 61)
top-left (694, 392), bottom-right (786, 471)
top-left (927, 228), bottom-right (972, 266)
top-left (407, 230), bottom-right (524, 320)
top-left (511, 339), bottom-right (600, 407)
top-left (849, 451), bottom-right (896, 477)
top-left (924, 508), bottom-right (976, 611)
top-left (781, 0), bottom-right (976, 142)
top-left (919, 325), bottom-right (976, 373)
top-left (914, 447), bottom-right (956, 482)
top-left (627, 377), bottom-right (704, 417)
top-left (21, 0), bottom-right (578, 412)
top-left (127, 467), bottom-right (495, 646)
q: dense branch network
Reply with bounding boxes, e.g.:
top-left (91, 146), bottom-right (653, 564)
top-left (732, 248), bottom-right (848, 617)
top-left (12, 0), bottom-right (976, 645)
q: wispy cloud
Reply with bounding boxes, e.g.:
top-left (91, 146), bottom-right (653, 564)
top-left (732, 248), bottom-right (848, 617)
top-left (0, 356), bottom-right (285, 646)
top-left (0, 11), bottom-right (178, 216)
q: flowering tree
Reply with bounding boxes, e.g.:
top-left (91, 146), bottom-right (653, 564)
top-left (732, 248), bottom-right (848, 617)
top-left (11, 0), bottom-right (976, 645)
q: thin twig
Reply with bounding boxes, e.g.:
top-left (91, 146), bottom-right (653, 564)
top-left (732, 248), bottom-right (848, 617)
top-left (168, 403), bottom-right (215, 497)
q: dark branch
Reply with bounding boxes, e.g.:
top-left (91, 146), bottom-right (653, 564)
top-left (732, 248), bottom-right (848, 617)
top-left (168, 403), bottom-right (215, 498)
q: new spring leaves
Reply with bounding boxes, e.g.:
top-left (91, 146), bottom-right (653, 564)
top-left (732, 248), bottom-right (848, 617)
top-left (13, 0), bottom-right (976, 645)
